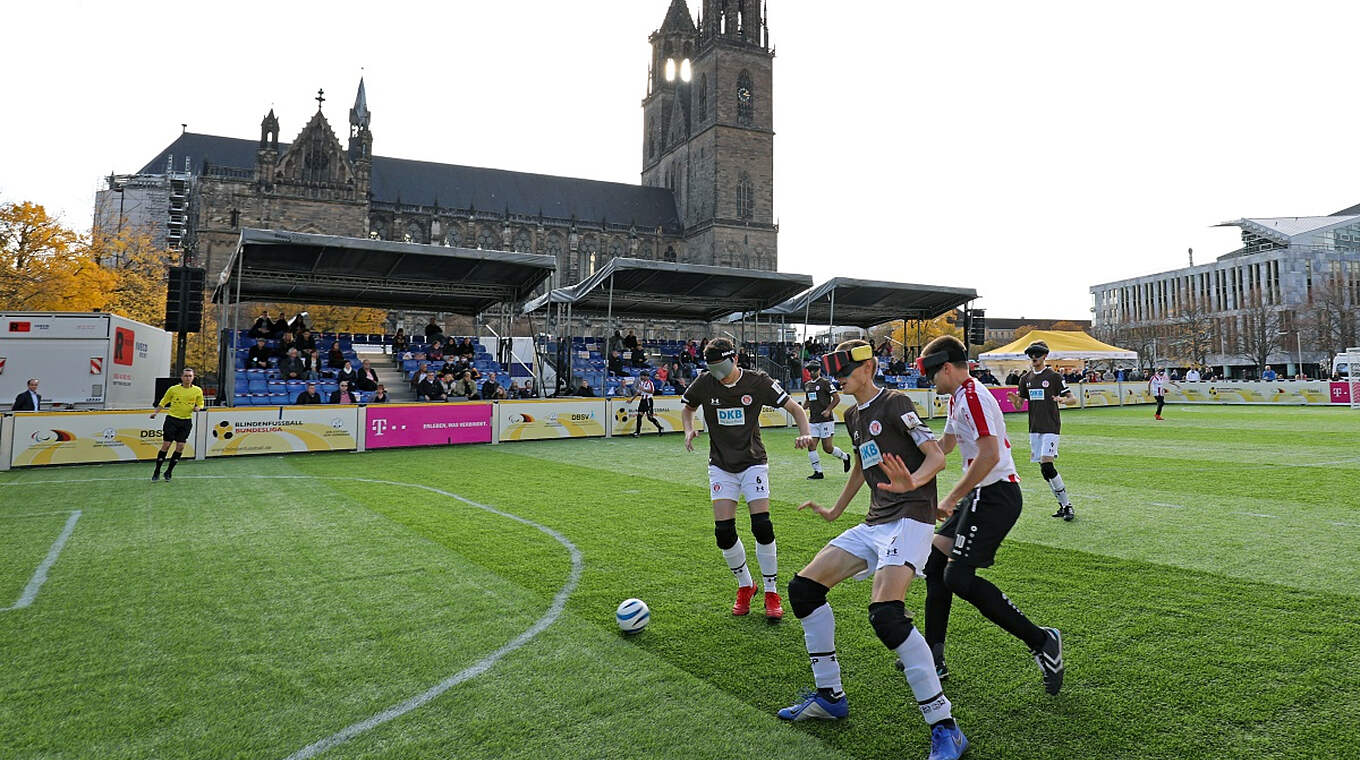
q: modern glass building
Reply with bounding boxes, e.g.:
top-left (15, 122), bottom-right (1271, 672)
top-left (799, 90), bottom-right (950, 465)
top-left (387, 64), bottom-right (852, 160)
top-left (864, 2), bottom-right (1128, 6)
top-left (1091, 214), bottom-right (1360, 378)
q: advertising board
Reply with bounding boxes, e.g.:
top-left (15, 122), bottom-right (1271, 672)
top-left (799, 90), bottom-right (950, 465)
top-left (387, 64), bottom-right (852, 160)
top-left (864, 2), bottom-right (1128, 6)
top-left (364, 403), bottom-right (493, 449)
top-left (11, 410), bottom-right (191, 467)
top-left (205, 407), bottom-right (358, 457)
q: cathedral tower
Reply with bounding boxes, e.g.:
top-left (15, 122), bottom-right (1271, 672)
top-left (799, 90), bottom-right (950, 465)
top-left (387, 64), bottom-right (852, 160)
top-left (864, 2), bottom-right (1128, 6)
top-left (642, 0), bottom-right (776, 270)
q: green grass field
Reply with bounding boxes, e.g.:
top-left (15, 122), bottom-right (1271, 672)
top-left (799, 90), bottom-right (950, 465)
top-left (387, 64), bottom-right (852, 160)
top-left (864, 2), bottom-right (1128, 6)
top-left (1, 405), bottom-right (1357, 759)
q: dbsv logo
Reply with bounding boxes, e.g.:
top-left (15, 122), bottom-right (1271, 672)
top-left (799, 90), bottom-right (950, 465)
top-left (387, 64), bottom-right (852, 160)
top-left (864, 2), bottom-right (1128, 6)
top-left (717, 407), bottom-right (745, 426)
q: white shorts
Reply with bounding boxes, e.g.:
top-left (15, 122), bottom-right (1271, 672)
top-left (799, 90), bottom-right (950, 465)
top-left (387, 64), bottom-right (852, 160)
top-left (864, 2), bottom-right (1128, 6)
top-left (1029, 433), bottom-right (1060, 462)
top-left (809, 421), bottom-right (836, 439)
top-left (829, 517), bottom-right (935, 580)
top-left (708, 464), bottom-right (771, 503)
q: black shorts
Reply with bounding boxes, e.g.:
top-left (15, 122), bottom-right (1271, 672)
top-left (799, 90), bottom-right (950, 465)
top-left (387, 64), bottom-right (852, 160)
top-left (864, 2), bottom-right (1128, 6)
top-left (638, 397), bottom-right (654, 415)
top-left (162, 416), bottom-right (193, 443)
top-left (936, 480), bottom-right (1022, 568)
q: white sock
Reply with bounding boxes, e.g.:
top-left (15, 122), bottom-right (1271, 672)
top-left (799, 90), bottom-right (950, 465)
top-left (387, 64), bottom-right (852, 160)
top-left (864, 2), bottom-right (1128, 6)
top-left (1047, 474), bottom-right (1071, 507)
top-left (755, 540), bottom-right (778, 593)
top-left (723, 539), bottom-right (753, 588)
top-left (800, 603), bottom-right (842, 693)
top-left (808, 449), bottom-right (823, 473)
top-left (895, 626), bottom-right (952, 725)
top-left (831, 446), bottom-right (850, 462)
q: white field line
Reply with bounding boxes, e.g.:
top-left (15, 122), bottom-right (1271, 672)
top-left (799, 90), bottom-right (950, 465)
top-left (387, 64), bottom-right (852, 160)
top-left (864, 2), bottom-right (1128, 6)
top-left (0, 474), bottom-right (582, 760)
top-left (1150, 502), bottom-right (1185, 509)
top-left (1230, 511), bottom-right (1281, 520)
top-left (1, 510), bottom-right (81, 612)
top-left (0, 510), bottom-right (90, 519)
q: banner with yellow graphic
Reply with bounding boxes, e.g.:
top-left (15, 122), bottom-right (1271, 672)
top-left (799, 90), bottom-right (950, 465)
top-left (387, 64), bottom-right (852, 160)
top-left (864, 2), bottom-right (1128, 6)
top-left (205, 407), bottom-right (358, 457)
top-left (1081, 383), bottom-right (1122, 407)
top-left (499, 399), bottom-right (608, 441)
top-left (758, 406), bottom-right (790, 428)
top-left (608, 396), bottom-right (702, 436)
top-left (11, 410), bottom-right (193, 467)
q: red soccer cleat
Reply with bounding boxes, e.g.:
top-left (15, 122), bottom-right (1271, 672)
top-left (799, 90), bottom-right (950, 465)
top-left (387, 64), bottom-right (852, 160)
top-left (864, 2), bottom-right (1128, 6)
top-left (764, 591), bottom-right (784, 620)
top-left (732, 585), bottom-right (756, 616)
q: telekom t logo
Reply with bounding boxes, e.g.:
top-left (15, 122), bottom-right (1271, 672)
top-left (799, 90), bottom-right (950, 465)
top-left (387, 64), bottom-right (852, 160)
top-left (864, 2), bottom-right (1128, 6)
top-left (370, 419), bottom-right (388, 436)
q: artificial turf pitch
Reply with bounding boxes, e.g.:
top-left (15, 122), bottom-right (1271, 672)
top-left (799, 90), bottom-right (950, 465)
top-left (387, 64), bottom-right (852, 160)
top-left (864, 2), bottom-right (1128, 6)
top-left (1, 405), bottom-right (1357, 759)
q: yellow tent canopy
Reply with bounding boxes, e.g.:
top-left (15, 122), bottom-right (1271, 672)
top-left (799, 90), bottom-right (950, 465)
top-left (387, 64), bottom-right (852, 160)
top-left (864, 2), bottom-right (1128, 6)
top-left (979, 329), bottom-right (1136, 365)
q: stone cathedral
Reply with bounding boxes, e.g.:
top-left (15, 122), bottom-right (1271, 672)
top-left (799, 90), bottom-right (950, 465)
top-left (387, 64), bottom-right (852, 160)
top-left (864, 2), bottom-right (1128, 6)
top-left (114, 0), bottom-right (777, 299)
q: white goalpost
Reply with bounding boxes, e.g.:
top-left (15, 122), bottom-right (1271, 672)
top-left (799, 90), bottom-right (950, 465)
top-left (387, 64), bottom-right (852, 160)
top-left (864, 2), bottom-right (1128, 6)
top-left (1345, 348), bottom-right (1360, 410)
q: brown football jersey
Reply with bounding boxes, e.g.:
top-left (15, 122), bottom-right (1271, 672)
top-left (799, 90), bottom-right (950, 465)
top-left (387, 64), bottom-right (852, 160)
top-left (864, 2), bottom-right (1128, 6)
top-left (844, 389), bottom-right (938, 526)
top-left (682, 369), bottom-right (790, 473)
top-left (1016, 367), bottom-right (1069, 434)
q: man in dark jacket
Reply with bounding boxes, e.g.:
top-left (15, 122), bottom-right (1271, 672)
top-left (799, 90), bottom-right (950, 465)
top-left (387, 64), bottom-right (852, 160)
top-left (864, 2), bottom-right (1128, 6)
top-left (329, 381), bottom-right (357, 405)
top-left (278, 349), bottom-right (307, 381)
top-left (295, 383), bottom-right (323, 404)
top-left (12, 378), bottom-right (41, 411)
top-left (247, 338), bottom-right (272, 369)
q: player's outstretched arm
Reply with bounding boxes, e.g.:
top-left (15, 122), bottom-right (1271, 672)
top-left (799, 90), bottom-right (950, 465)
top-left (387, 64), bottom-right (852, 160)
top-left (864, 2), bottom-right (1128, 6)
top-left (800, 459), bottom-right (863, 521)
top-left (938, 432), bottom-right (957, 456)
top-left (876, 440), bottom-right (946, 493)
top-left (681, 405), bottom-right (698, 452)
top-left (1006, 390), bottom-right (1024, 409)
top-left (784, 398), bottom-right (815, 450)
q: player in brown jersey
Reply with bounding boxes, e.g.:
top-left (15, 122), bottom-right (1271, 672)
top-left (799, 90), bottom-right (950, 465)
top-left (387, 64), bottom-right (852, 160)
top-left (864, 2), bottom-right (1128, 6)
top-left (802, 361), bottom-right (853, 479)
top-left (681, 338), bottom-right (815, 620)
top-left (1006, 341), bottom-right (1079, 520)
top-left (778, 340), bottom-right (967, 759)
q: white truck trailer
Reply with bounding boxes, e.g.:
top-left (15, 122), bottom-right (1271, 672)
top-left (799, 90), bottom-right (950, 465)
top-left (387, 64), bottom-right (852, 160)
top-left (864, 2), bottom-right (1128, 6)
top-left (0, 312), bottom-right (171, 410)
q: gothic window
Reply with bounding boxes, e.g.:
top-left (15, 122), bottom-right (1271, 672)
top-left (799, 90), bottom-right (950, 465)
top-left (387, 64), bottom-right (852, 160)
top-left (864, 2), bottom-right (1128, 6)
top-left (579, 234), bottom-right (598, 276)
top-left (372, 220), bottom-right (388, 240)
top-left (664, 245), bottom-right (677, 262)
top-left (545, 232), bottom-right (565, 257)
top-left (637, 240), bottom-right (654, 259)
top-left (698, 74), bottom-right (708, 122)
top-left (303, 140), bottom-right (332, 183)
top-left (513, 228), bottom-right (533, 252)
top-left (736, 70), bottom-right (754, 126)
top-left (406, 222), bottom-right (424, 244)
top-left (476, 226), bottom-right (498, 250)
top-left (444, 225), bottom-right (462, 247)
top-left (608, 238), bottom-right (624, 259)
top-left (737, 173), bottom-right (754, 219)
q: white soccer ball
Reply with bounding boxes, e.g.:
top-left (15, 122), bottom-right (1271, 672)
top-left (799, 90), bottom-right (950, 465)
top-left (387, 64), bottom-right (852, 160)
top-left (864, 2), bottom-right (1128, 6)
top-left (616, 598), bottom-right (650, 634)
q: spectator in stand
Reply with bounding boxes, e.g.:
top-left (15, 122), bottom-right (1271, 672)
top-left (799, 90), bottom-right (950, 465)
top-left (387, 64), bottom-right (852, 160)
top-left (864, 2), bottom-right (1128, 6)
top-left (277, 331), bottom-right (297, 358)
top-left (455, 370), bottom-right (478, 399)
top-left (288, 312), bottom-right (309, 335)
top-left (12, 378), bottom-right (41, 411)
top-left (481, 375), bottom-right (507, 400)
top-left (671, 374), bottom-right (687, 396)
top-left (336, 360), bottom-right (358, 388)
top-left (1262, 365), bottom-right (1277, 381)
top-left (576, 377), bottom-right (596, 397)
top-left (624, 329), bottom-right (639, 351)
top-left (296, 329), bottom-right (316, 353)
top-left (371, 384), bottom-right (390, 403)
top-left (247, 338), bottom-right (272, 369)
top-left (609, 330), bottom-right (624, 356)
top-left (521, 377), bottom-right (537, 398)
top-left (428, 340), bottom-right (445, 361)
top-left (356, 359), bottom-right (381, 391)
top-left (424, 318), bottom-right (444, 342)
top-left (301, 348), bottom-right (321, 379)
top-left (409, 362), bottom-right (429, 391)
top-left (392, 328), bottom-right (408, 354)
top-left (295, 382), bottom-right (323, 405)
top-left (329, 380), bottom-right (357, 404)
top-left (656, 364), bottom-right (669, 385)
top-left (248, 311), bottom-right (273, 338)
top-left (457, 338), bottom-right (476, 359)
top-left (467, 364), bottom-right (483, 382)
top-left (632, 345), bottom-right (649, 368)
top-left (278, 348), bottom-right (307, 381)
top-left (1185, 367), bottom-right (1200, 382)
top-left (326, 342), bottom-right (346, 369)
top-left (1169, 369), bottom-right (1180, 381)
top-left (1005, 370), bottom-right (1021, 385)
top-left (418, 371), bottom-right (446, 402)
top-left (439, 370), bottom-right (460, 399)
top-left (608, 350), bottom-right (625, 376)
top-left (271, 314), bottom-right (291, 338)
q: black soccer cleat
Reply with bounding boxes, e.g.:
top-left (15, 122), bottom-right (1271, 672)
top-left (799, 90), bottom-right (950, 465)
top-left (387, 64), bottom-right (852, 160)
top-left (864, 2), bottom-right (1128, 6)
top-left (163, 471), bottom-right (173, 482)
top-left (807, 471), bottom-right (825, 480)
top-left (1062, 505), bottom-right (1075, 522)
top-left (151, 472), bottom-right (161, 481)
top-left (843, 455), bottom-right (852, 473)
top-left (1051, 507), bottom-right (1065, 518)
top-left (1033, 627), bottom-right (1064, 695)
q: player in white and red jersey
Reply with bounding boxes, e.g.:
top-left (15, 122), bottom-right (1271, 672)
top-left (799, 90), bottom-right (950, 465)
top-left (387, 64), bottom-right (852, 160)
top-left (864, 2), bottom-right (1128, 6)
top-left (914, 335), bottom-right (1065, 695)
top-left (628, 371), bottom-right (664, 437)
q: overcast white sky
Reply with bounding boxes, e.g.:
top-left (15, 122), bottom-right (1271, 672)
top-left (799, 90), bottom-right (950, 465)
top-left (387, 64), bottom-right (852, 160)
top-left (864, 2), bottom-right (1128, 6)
top-left (4, 1), bottom-right (1359, 319)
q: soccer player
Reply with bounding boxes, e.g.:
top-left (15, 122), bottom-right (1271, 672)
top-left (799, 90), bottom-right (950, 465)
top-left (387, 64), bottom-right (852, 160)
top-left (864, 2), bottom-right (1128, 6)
top-left (802, 360), bottom-right (852, 479)
top-left (1006, 341), bottom-right (1079, 521)
top-left (627, 371), bottom-right (664, 437)
top-left (916, 335), bottom-right (1064, 695)
top-left (681, 338), bottom-right (815, 620)
top-left (778, 340), bottom-right (967, 760)
top-left (150, 367), bottom-right (205, 482)
top-left (1148, 368), bottom-right (1176, 420)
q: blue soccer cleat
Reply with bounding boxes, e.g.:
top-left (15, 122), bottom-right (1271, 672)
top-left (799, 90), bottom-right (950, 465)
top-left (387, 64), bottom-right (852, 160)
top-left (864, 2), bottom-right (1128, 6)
top-left (928, 721), bottom-right (968, 760)
top-left (776, 688), bottom-right (848, 721)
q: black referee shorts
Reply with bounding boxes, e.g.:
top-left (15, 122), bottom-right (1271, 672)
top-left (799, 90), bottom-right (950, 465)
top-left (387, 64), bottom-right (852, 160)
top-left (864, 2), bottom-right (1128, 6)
top-left (162, 416), bottom-right (193, 443)
top-left (937, 480), bottom-right (1022, 568)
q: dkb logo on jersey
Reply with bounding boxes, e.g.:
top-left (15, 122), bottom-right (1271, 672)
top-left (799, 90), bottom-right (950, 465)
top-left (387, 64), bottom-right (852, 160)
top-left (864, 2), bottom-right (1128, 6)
top-left (717, 407), bottom-right (746, 426)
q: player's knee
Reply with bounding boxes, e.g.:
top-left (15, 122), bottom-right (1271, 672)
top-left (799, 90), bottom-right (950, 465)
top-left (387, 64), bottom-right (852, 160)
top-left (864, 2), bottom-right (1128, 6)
top-left (943, 562), bottom-right (976, 597)
top-left (867, 600), bottom-right (914, 650)
top-left (924, 547), bottom-right (948, 581)
top-left (1040, 461), bottom-right (1058, 480)
top-left (821, 441), bottom-right (834, 454)
top-left (749, 512), bottom-right (775, 544)
top-left (714, 519), bottom-right (738, 550)
top-left (788, 574), bottom-right (828, 619)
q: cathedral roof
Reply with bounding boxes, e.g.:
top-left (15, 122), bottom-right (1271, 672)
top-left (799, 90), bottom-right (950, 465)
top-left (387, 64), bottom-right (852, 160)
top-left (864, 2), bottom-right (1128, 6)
top-left (660, 0), bottom-right (696, 34)
top-left (138, 132), bottom-right (682, 231)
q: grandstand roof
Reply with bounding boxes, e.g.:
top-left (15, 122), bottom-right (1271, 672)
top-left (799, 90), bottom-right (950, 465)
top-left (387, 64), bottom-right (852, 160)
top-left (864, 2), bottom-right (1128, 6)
top-left (522, 258), bottom-right (812, 322)
top-left (213, 228), bottom-right (556, 314)
top-left (758, 277), bottom-right (978, 327)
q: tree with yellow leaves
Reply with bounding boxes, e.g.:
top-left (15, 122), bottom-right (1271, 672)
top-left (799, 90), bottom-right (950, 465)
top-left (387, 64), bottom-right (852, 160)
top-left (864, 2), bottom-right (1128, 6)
top-left (87, 222), bottom-right (174, 326)
top-left (0, 201), bottom-right (116, 311)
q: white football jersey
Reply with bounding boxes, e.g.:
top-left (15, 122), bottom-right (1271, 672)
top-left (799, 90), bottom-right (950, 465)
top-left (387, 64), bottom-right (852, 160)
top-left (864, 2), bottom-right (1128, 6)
top-left (944, 377), bottom-right (1019, 487)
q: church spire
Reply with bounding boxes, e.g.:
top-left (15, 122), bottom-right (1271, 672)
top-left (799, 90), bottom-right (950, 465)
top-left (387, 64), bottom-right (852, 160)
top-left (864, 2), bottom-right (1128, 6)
top-left (660, 0), bottom-right (696, 34)
top-left (350, 77), bottom-right (370, 130)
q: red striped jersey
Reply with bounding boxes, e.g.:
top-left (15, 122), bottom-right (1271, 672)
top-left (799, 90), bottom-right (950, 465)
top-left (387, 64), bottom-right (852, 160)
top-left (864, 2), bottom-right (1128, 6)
top-left (944, 377), bottom-right (1019, 486)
